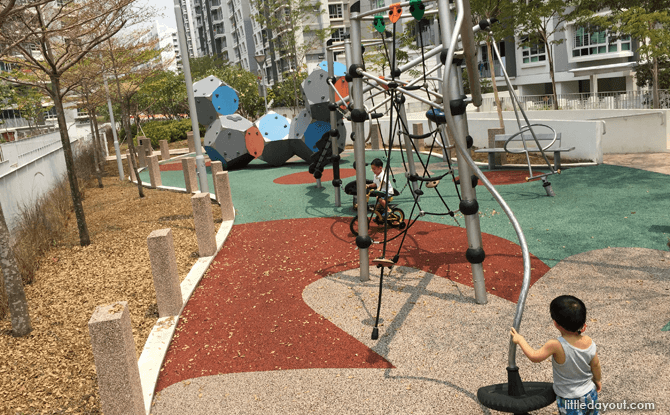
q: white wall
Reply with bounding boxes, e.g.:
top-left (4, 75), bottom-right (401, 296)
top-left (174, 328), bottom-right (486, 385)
top-left (344, 113), bottom-right (604, 163)
top-left (0, 132), bottom-right (81, 233)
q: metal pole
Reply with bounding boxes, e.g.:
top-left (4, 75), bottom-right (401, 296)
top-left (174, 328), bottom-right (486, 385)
top-left (103, 77), bottom-right (124, 181)
top-left (396, 96), bottom-right (420, 199)
top-left (349, 4), bottom-right (369, 282)
top-left (174, 1), bottom-right (209, 194)
top-left (437, 0), bottom-right (487, 304)
top-left (327, 46), bottom-right (342, 207)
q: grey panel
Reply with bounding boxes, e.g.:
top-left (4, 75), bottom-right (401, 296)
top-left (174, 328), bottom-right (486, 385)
top-left (309, 102), bottom-right (330, 123)
top-left (302, 69), bottom-right (331, 106)
top-left (288, 109), bottom-right (312, 140)
top-left (259, 140), bottom-right (294, 166)
top-left (193, 75), bottom-right (224, 126)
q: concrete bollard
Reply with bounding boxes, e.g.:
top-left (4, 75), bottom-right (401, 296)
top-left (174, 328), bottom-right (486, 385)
top-left (182, 158), bottom-right (198, 193)
top-left (147, 155), bottom-right (162, 188)
top-left (146, 229), bottom-right (183, 317)
top-left (137, 144), bottom-right (147, 168)
top-left (88, 301), bottom-right (144, 415)
top-left (159, 140), bottom-right (170, 161)
top-left (210, 161), bottom-right (223, 200)
top-left (412, 123), bottom-right (425, 151)
top-left (191, 192), bottom-right (216, 257)
top-left (215, 171), bottom-right (235, 221)
top-left (126, 150), bottom-right (137, 182)
top-left (187, 132), bottom-right (195, 153)
top-left (144, 138), bottom-right (153, 157)
top-left (370, 124), bottom-right (381, 150)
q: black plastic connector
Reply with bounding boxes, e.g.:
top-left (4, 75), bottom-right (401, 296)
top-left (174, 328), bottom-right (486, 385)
top-left (459, 199), bottom-right (479, 215)
top-left (465, 247), bottom-right (486, 264)
top-left (450, 96), bottom-right (467, 116)
top-left (350, 109), bottom-right (368, 122)
top-left (355, 235), bottom-right (372, 249)
top-left (349, 64), bottom-right (364, 78)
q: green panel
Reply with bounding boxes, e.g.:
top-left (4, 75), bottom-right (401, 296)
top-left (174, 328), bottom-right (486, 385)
top-left (609, 44), bottom-right (617, 52)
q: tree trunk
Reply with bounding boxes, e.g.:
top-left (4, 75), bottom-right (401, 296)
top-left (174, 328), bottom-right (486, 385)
top-left (124, 105), bottom-right (144, 198)
top-left (0, 203), bottom-right (32, 337)
top-left (486, 39), bottom-right (504, 130)
top-left (92, 108), bottom-right (106, 170)
top-left (50, 76), bottom-right (91, 246)
top-left (652, 56), bottom-right (659, 109)
top-left (546, 42), bottom-right (559, 110)
top-left (88, 110), bottom-right (104, 188)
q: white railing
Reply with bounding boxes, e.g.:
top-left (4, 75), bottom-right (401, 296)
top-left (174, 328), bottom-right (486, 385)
top-left (480, 90), bottom-right (670, 112)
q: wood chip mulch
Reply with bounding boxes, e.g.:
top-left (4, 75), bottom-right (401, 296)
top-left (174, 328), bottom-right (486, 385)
top-left (0, 165), bottom-right (222, 414)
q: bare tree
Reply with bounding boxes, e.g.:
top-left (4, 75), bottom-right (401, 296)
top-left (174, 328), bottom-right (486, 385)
top-left (0, 0), bottom-right (148, 246)
top-left (103, 29), bottom-right (166, 198)
top-left (0, 203), bottom-right (32, 337)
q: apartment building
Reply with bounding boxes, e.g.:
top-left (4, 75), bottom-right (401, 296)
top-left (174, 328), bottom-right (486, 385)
top-left (150, 22), bottom-right (179, 72)
top-left (476, 15), bottom-right (641, 109)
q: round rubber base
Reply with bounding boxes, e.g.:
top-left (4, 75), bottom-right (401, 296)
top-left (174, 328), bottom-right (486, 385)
top-left (477, 382), bottom-right (555, 413)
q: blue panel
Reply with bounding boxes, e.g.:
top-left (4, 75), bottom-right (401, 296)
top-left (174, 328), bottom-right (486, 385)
top-left (204, 146), bottom-right (227, 168)
top-left (211, 85), bottom-right (239, 116)
top-left (318, 60), bottom-right (347, 77)
top-left (303, 121), bottom-right (331, 152)
top-left (258, 113), bottom-right (290, 141)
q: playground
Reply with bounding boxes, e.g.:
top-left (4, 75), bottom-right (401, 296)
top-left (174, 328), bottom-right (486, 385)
top-left (140, 149), bottom-right (668, 414)
top-left (2, 0), bottom-right (668, 413)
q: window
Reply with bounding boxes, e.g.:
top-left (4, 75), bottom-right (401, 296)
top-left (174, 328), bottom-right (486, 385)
top-left (329, 4), bottom-right (343, 19)
top-left (331, 27), bottom-right (345, 41)
top-left (520, 37), bottom-right (546, 64)
top-left (572, 26), bottom-right (630, 57)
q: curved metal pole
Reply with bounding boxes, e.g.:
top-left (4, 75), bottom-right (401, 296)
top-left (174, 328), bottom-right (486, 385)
top-left (442, 0), bottom-right (532, 369)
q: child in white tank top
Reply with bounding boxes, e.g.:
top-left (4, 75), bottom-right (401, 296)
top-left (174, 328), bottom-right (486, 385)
top-left (510, 295), bottom-right (602, 415)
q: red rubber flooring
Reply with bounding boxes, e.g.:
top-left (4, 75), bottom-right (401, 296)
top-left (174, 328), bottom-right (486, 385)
top-left (155, 217), bottom-right (549, 392)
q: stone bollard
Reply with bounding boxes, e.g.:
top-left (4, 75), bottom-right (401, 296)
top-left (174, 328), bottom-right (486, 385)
top-left (126, 150), bottom-right (137, 182)
top-left (147, 155), bottom-right (162, 188)
top-left (215, 171), bottom-right (234, 221)
top-left (412, 123), bottom-right (425, 151)
top-left (210, 161), bottom-right (223, 200)
top-left (144, 138), bottom-right (153, 157)
top-left (187, 132), bottom-right (195, 153)
top-left (182, 158), bottom-right (198, 193)
top-left (191, 192), bottom-right (216, 257)
top-left (137, 144), bottom-right (147, 168)
top-left (147, 229), bottom-right (183, 317)
top-left (370, 124), bottom-right (381, 150)
top-left (159, 140), bottom-right (170, 161)
top-left (88, 301), bottom-right (144, 415)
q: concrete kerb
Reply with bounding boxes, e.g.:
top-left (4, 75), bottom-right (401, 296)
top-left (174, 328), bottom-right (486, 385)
top-left (125, 167), bottom-right (236, 414)
top-left (138, 217), bottom-right (234, 414)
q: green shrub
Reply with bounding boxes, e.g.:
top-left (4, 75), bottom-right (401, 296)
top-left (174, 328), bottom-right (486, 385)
top-left (134, 119), bottom-right (206, 148)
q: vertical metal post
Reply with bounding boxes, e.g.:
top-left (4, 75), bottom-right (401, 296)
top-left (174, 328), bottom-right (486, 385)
top-left (438, 0), bottom-right (487, 304)
top-left (396, 96), bottom-right (420, 199)
top-left (327, 46), bottom-right (342, 207)
top-left (103, 77), bottom-right (124, 181)
top-left (349, 4), bottom-right (370, 282)
top-left (175, 1), bottom-right (209, 194)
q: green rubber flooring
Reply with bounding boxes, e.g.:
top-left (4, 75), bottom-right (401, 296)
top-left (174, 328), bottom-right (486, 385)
top-left (141, 150), bottom-right (670, 268)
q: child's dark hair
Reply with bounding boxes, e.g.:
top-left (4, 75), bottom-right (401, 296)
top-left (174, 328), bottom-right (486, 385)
top-left (371, 158), bottom-right (383, 168)
top-left (550, 295), bottom-right (587, 333)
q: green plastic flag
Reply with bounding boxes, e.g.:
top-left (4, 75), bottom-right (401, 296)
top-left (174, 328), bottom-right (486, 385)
top-left (373, 15), bottom-right (386, 33)
top-left (409, 0), bottom-right (425, 21)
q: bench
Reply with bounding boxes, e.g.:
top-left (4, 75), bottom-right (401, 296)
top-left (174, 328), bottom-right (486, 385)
top-left (474, 132), bottom-right (574, 171)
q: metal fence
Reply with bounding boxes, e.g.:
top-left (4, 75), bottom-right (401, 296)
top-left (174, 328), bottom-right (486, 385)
top-left (480, 89), bottom-right (670, 112)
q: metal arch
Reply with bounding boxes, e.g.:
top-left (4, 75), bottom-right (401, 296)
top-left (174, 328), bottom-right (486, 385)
top-left (502, 123), bottom-right (558, 154)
